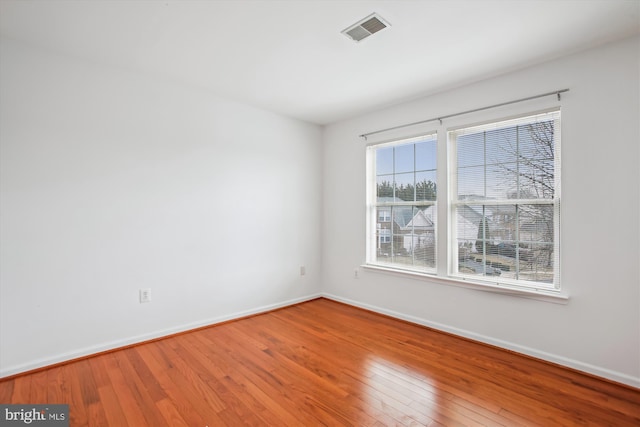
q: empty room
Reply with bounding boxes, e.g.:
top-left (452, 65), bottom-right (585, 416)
top-left (1, 0), bottom-right (639, 425)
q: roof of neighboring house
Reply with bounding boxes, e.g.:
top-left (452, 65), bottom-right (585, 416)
top-left (458, 205), bottom-right (484, 224)
top-left (419, 205), bottom-right (483, 227)
top-left (381, 196), bottom-right (521, 231)
top-left (404, 210), bottom-right (434, 231)
top-left (455, 195), bottom-right (518, 223)
top-left (394, 207), bottom-right (415, 228)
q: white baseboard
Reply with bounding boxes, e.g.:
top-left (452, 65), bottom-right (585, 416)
top-left (322, 293), bottom-right (640, 389)
top-left (0, 293), bottom-right (322, 379)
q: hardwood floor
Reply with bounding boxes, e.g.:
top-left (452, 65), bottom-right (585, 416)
top-left (1, 298), bottom-right (638, 426)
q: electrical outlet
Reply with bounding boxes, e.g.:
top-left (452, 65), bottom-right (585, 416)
top-left (139, 288), bottom-right (151, 303)
top-left (300, 266), bottom-right (306, 276)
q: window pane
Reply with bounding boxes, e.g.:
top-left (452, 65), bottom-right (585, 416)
top-left (394, 143), bottom-right (414, 173)
top-left (456, 205), bottom-right (484, 251)
top-left (377, 176), bottom-right (394, 201)
top-left (395, 172), bottom-right (415, 201)
top-left (456, 204), bottom-right (507, 254)
top-left (377, 207), bottom-right (391, 223)
top-left (375, 206), bottom-right (397, 259)
top-left (485, 126), bottom-right (517, 165)
top-left (376, 147), bottom-right (394, 175)
top-left (457, 133), bottom-right (484, 168)
top-left (519, 121), bottom-right (554, 161)
top-left (457, 165), bottom-right (485, 198)
top-left (490, 205), bottom-right (517, 242)
top-left (519, 243), bottom-right (554, 283)
top-left (517, 159), bottom-right (555, 199)
top-left (416, 171), bottom-right (437, 201)
top-left (392, 205), bottom-right (414, 229)
top-left (412, 220), bottom-right (436, 269)
top-left (519, 204), bottom-right (554, 243)
top-left (458, 250), bottom-right (503, 278)
top-left (485, 164), bottom-right (511, 199)
top-left (416, 140), bottom-right (437, 171)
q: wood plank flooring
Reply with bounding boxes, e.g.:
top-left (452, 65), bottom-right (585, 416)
top-left (1, 298), bottom-right (639, 426)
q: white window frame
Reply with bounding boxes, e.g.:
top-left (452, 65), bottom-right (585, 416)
top-left (365, 109), bottom-right (563, 298)
top-left (448, 110), bottom-right (561, 291)
top-left (366, 133), bottom-right (438, 274)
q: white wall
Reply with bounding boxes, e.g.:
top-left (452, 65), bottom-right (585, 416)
top-left (322, 36), bottom-right (640, 387)
top-left (0, 37), bottom-right (323, 377)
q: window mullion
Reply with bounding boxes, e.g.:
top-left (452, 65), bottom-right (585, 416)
top-left (412, 144), bottom-right (416, 266)
top-left (483, 131), bottom-right (487, 199)
top-left (438, 129), bottom-right (449, 278)
top-left (515, 204), bottom-right (520, 280)
top-left (516, 124), bottom-right (520, 199)
top-left (391, 147), bottom-right (395, 263)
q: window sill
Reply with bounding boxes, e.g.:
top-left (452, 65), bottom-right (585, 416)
top-left (361, 264), bottom-right (569, 304)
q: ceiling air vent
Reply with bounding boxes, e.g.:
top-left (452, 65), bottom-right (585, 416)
top-left (342, 13), bottom-right (390, 42)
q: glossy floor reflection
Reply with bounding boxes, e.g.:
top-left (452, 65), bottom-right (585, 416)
top-left (1, 298), bottom-right (638, 426)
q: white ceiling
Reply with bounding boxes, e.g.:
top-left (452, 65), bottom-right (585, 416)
top-left (1, 0), bottom-right (638, 125)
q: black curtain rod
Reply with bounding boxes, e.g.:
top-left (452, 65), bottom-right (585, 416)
top-left (359, 88), bottom-right (569, 140)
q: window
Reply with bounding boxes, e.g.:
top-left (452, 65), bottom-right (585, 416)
top-left (450, 111), bottom-right (560, 289)
top-left (378, 208), bottom-right (391, 222)
top-left (366, 110), bottom-right (561, 292)
top-left (367, 134), bottom-right (438, 273)
top-left (378, 228), bottom-right (391, 245)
